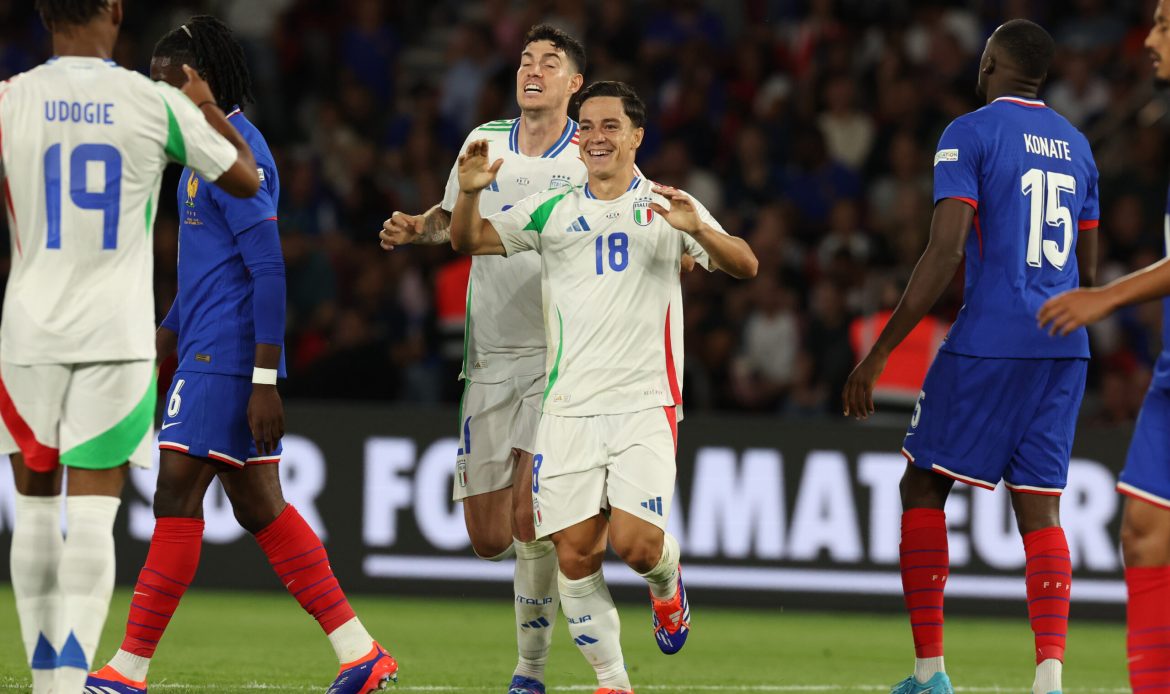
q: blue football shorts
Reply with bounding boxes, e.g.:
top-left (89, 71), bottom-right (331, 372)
top-left (158, 370), bottom-right (282, 466)
top-left (901, 351), bottom-right (1087, 495)
top-left (1119, 385), bottom-right (1170, 509)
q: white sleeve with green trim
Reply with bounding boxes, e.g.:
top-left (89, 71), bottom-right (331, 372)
top-left (486, 187), bottom-right (573, 257)
top-left (153, 81), bottom-right (238, 182)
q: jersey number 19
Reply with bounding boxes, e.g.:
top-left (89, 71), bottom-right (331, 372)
top-left (44, 142), bottom-right (123, 250)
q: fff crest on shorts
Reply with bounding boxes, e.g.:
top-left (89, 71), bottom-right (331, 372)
top-left (632, 197), bottom-right (655, 226)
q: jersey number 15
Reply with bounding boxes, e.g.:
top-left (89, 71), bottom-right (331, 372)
top-left (44, 143), bottom-right (123, 250)
top-left (1021, 168), bottom-right (1075, 270)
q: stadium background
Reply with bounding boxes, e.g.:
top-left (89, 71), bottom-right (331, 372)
top-left (0, 1), bottom-right (1162, 687)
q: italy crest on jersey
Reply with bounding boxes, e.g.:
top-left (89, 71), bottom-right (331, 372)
top-left (549, 173), bottom-right (573, 189)
top-left (633, 197), bottom-right (655, 226)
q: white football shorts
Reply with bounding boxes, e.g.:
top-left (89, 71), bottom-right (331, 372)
top-left (530, 406), bottom-right (678, 539)
top-left (453, 373), bottom-right (544, 501)
top-left (0, 360), bottom-right (155, 472)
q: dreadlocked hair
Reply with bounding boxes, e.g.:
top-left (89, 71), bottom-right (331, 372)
top-left (35, 0), bottom-right (110, 29)
top-left (154, 15), bottom-right (254, 112)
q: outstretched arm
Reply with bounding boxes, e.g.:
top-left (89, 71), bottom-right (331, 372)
top-left (1037, 228), bottom-right (1170, 338)
top-left (649, 185), bottom-right (758, 279)
top-left (449, 140), bottom-right (507, 256)
top-left (842, 198), bottom-right (973, 418)
top-left (379, 204), bottom-right (453, 250)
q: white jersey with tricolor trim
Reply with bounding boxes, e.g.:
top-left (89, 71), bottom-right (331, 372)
top-left (441, 117), bottom-right (586, 383)
top-left (489, 177), bottom-right (720, 417)
top-left (0, 57), bottom-right (238, 365)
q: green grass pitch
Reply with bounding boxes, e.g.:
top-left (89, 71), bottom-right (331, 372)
top-left (0, 585), bottom-right (1127, 692)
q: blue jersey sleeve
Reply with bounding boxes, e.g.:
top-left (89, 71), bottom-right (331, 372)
top-left (236, 219), bottom-right (286, 348)
top-left (1079, 162), bottom-right (1100, 229)
top-left (932, 118), bottom-right (982, 208)
top-left (210, 160), bottom-right (278, 235)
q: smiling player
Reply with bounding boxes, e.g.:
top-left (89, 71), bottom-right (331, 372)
top-left (449, 80), bottom-right (757, 694)
top-left (378, 25), bottom-right (586, 694)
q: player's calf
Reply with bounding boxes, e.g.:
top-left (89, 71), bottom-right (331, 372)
top-left (463, 487), bottom-right (516, 559)
top-left (1121, 497), bottom-right (1170, 693)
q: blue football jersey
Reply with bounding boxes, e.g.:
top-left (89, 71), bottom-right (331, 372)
top-left (172, 110), bottom-right (286, 377)
top-left (933, 96), bottom-right (1099, 359)
top-left (1155, 190), bottom-right (1170, 390)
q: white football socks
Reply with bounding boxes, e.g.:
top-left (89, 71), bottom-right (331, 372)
top-left (558, 570), bottom-right (630, 690)
top-left (639, 532), bottom-right (680, 600)
top-left (328, 616), bottom-right (376, 664)
top-left (513, 539), bottom-right (559, 682)
top-left (11, 492), bottom-right (63, 694)
top-left (914, 656), bottom-right (945, 684)
top-left (1033, 658), bottom-right (1062, 694)
top-left (54, 495), bottom-right (120, 693)
top-left (108, 648), bottom-right (151, 682)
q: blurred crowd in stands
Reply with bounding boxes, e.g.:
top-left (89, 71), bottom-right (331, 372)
top-left (0, 0), bottom-right (1166, 423)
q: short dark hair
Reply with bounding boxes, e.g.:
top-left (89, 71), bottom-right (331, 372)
top-left (993, 19), bottom-right (1055, 81)
top-left (35, 0), bottom-right (108, 29)
top-left (154, 16), bottom-right (255, 112)
top-left (577, 81), bottom-right (646, 128)
top-left (523, 24), bottom-right (586, 75)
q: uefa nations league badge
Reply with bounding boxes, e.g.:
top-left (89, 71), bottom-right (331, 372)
top-left (633, 197), bottom-right (655, 226)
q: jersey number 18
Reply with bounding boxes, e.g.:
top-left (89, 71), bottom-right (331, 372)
top-left (44, 142), bottom-right (123, 250)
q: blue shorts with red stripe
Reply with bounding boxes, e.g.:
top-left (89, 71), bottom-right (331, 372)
top-left (158, 371), bottom-right (281, 467)
top-left (901, 351), bottom-right (1086, 494)
top-left (1119, 385), bottom-right (1170, 509)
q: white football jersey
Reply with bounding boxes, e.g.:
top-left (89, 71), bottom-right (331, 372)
top-left (490, 177), bottom-right (721, 417)
top-left (442, 117), bottom-right (587, 383)
top-left (0, 57), bottom-right (238, 365)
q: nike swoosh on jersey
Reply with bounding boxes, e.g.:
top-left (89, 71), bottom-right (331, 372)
top-left (161, 422), bottom-right (182, 430)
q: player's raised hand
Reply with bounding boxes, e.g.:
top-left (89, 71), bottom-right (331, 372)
top-left (458, 139), bottom-right (503, 194)
top-left (1038, 288), bottom-right (1114, 337)
top-left (842, 351), bottom-right (888, 420)
top-left (650, 185), bottom-right (702, 235)
top-left (248, 385), bottom-right (284, 457)
top-left (379, 211), bottom-right (424, 250)
top-left (179, 64), bottom-right (216, 108)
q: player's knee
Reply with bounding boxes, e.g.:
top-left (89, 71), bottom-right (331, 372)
top-left (611, 534), bottom-right (660, 574)
top-left (152, 483), bottom-right (203, 519)
top-left (468, 527), bottom-right (514, 560)
top-left (555, 543), bottom-right (601, 579)
top-left (1121, 515), bottom-right (1169, 567)
top-left (234, 504), bottom-right (281, 535)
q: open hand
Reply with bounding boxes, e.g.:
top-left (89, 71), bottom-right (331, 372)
top-left (649, 185), bottom-right (701, 235)
top-left (380, 211), bottom-right (424, 250)
top-left (458, 140), bottom-right (503, 194)
top-left (1038, 288), bottom-right (1114, 337)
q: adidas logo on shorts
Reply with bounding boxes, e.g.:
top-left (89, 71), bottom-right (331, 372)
top-left (641, 496), bottom-right (664, 516)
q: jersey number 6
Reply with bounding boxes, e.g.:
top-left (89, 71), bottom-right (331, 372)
top-left (44, 143), bottom-right (123, 250)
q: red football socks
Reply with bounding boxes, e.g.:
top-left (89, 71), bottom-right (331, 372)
top-left (121, 517), bottom-right (204, 657)
top-left (255, 505), bottom-right (355, 635)
top-left (1127, 566), bottom-right (1170, 692)
top-left (900, 508), bottom-right (949, 658)
top-left (1023, 527), bottom-right (1071, 664)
